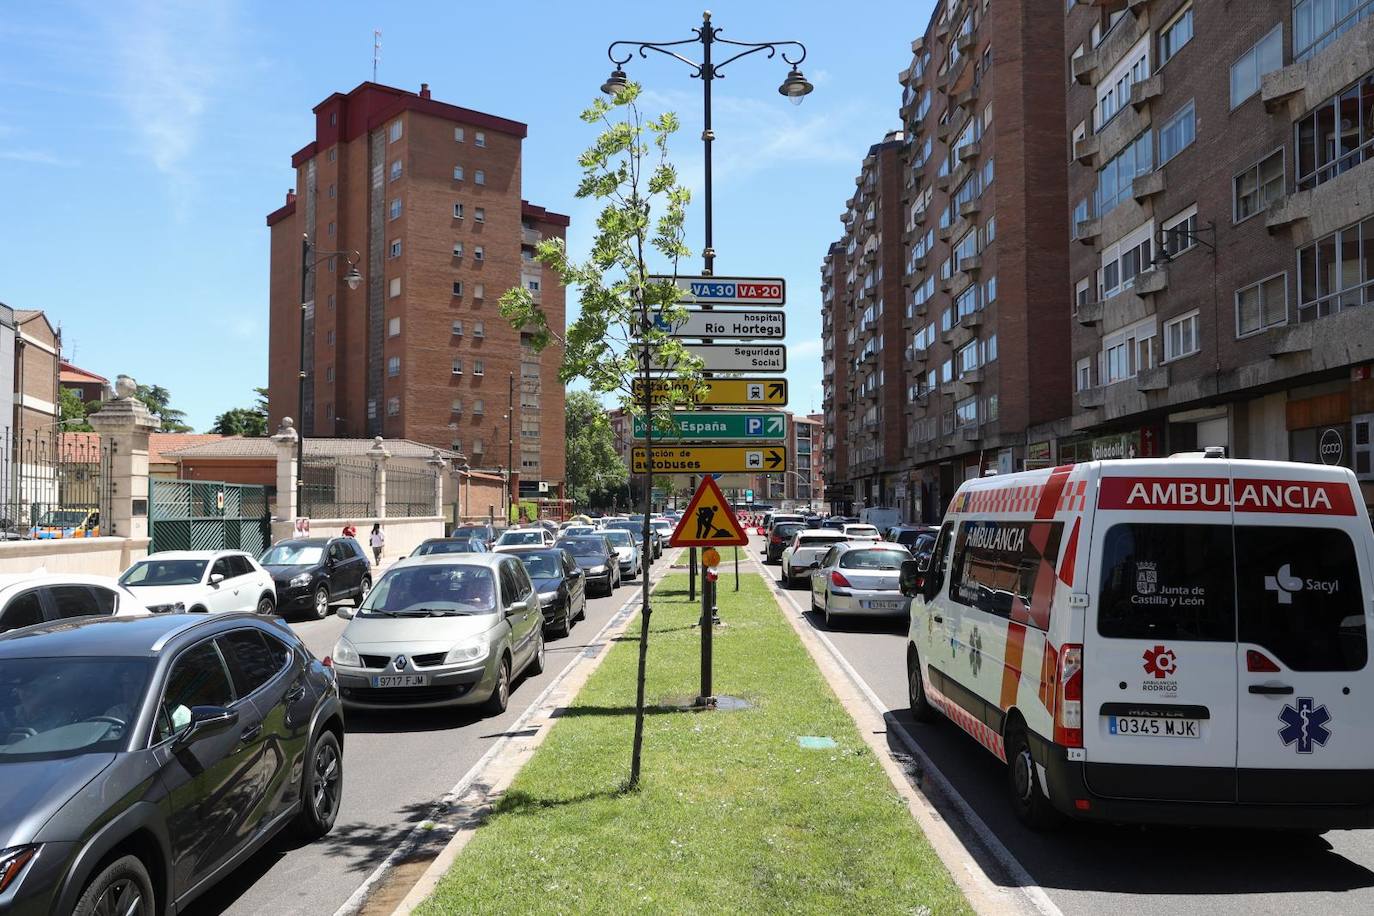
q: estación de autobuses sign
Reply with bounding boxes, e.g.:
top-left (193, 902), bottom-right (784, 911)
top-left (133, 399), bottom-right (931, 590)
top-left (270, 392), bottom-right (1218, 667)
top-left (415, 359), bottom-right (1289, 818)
top-left (1097, 477), bottom-right (1357, 515)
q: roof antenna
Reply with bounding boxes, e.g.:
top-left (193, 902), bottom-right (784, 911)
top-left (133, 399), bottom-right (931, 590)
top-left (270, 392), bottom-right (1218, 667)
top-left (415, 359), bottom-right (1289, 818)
top-left (373, 28), bottom-right (381, 82)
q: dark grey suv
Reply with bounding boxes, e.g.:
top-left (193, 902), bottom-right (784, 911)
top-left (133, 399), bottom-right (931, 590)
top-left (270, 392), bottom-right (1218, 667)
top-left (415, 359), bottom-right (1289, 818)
top-left (0, 612), bottom-right (344, 915)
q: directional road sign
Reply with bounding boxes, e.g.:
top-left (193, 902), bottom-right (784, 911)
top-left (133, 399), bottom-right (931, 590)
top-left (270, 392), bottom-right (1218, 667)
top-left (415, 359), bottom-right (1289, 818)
top-left (653, 309), bottom-right (785, 340)
top-left (632, 445), bottom-right (788, 474)
top-left (650, 343), bottom-right (786, 373)
top-left (632, 377), bottom-right (788, 406)
top-left (669, 476), bottom-right (748, 548)
top-left (632, 411), bottom-right (787, 441)
top-left (648, 275), bottom-right (786, 307)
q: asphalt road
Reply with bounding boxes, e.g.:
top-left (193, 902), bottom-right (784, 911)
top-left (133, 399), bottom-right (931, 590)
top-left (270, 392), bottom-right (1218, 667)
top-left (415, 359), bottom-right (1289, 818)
top-left (185, 548), bottom-right (670, 916)
top-left (752, 534), bottom-right (1374, 916)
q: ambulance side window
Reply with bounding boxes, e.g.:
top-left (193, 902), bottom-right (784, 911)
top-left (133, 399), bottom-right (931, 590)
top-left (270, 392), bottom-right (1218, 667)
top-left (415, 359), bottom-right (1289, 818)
top-left (949, 520), bottom-right (1064, 628)
top-left (924, 522), bottom-right (955, 596)
top-left (1235, 526), bottom-right (1366, 671)
top-left (1097, 524), bottom-right (1235, 641)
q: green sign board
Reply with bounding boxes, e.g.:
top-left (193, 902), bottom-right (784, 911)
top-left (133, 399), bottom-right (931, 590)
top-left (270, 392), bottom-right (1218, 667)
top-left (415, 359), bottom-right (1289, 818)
top-left (632, 411), bottom-right (787, 442)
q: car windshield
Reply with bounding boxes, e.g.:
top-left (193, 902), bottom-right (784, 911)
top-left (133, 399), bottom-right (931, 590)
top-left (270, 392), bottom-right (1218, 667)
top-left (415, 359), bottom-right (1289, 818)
top-left (497, 531), bottom-right (543, 545)
top-left (603, 530), bottom-right (632, 547)
top-left (120, 559), bottom-right (207, 587)
top-left (452, 526), bottom-right (490, 539)
top-left (565, 526), bottom-right (595, 537)
top-left (261, 544), bottom-right (324, 566)
top-left (558, 539), bottom-right (606, 558)
top-left (798, 535), bottom-right (847, 547)
top-left (775, 524), bottom-right (805, 538)
top-left (840, 549), bottom-right (908, 570)
top-left (360, 566), bottom-right (498, 616)
top-left (519, 552), bottom-right (562, 578)
top-left (37, 510), bottom-right (90, 527)
top-left (0, 657), bottom-right (151, 760)
top-left (413, 540), bottom-right (476, 556)
top-left (609, 524), bottom-right (643, 542)
top-left (845, 526), bottom-right (881, 538)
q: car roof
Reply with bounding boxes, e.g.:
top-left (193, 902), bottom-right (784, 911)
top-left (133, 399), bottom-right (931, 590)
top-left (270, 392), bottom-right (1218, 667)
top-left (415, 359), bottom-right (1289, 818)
top-left (0, 572), bottom-right (127, 591)
top-left (392, 553), bottom-right (507, 570)
top-left (796, 530), bottom-right (846, 539)
top-left (133, 550), bottom-right (247, 560)
top-left (271, 538), bottom-right (333, 547)
top-left (499, 527), bottom-right (545, 535)
top-left (505, 547), bottom-right (564, 556)
top-left (0, 611), bottom-right (265, 658)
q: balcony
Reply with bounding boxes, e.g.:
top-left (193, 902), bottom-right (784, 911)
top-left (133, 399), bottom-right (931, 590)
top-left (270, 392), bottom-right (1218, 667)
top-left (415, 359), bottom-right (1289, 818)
top-left (521, 227), bottom-right (542, 246)
top-left (961, 427), bottom-right (982, 442)
top-left (935, 171), bottom-right (953, 192)
top-left (910, 347), bottom-right (929, 366)
top-left (959, 198), bottom-right (981, 219)
top-left (1076, 300), bottom-right (1104, 326)
top-left (1129, 73), bottom-right (1163, 110)
top-left (957, 141), bottom-right (981, 163)
top-left (958, 367), bottom-right (984, 387)
top-left (954, 83), bottom-right (979, 111)
top-left (1134, 266), bottom-right (1168, 297)
top-left (936, 121), bottom-right (953, 143)
top-left (1071, 48), bottom-right (1099, 85)
top-left (1262, 16), bottom-right (1374, 114)
top-left (1074, 134), bottom-right (1100, 166)
top-left (959, 311), bottom-right (983, 330)
top-left (1075, 217), bottom-right (1101, 244)
top-left (1073, 7), bottom-right (1147, 85)
top-left (955, 31), bottom-right (975, 56)
top-left (1077, 387), bottom-right (1106, 409)
top-left (1267, 156), bottom-right (1374, 237)
top-left (1135, 365), bottom-right (1169, 392)
top-left (938, 379), bottom-right (957, 396)
top-left (1132, 170), bottom-right (1166, 201)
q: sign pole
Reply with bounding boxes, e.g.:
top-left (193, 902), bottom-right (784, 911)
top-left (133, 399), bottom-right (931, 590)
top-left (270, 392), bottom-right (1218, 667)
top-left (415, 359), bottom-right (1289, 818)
top-left (734, 546), bottom-right (739, 591)
top-left (700, 570), bottom-right (713, 701)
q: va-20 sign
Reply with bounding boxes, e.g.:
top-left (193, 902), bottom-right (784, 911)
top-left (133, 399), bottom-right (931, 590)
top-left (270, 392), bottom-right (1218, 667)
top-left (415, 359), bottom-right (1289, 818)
top-left (648, 275), bottom-right (786, 307)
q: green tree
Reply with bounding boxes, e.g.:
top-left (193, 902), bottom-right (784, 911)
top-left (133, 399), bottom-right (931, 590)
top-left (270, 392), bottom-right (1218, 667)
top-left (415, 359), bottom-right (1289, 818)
top-left (564, 391), bottom-right (628, 508)
top-left (59, 387), bottom-right (93, 432)
top-left (135, 384), bottom-right (192, 433)
top-left (210, 407), bottom-right (268, 437)
top-left (499, 83), bottom-right (700, 790)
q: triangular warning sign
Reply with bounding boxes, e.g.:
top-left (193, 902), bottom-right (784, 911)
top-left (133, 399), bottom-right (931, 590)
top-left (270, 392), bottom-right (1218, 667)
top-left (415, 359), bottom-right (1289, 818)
top-left (669, 476), bottom-right (748, 548)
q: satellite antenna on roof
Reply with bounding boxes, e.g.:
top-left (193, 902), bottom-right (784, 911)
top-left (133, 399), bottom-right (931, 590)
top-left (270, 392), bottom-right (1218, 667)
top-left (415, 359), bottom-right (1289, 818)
top-left (373, 29), bottom-right (381, 82)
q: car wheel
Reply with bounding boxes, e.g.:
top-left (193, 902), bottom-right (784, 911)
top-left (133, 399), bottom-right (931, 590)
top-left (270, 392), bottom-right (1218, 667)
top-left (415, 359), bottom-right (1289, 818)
top-left (354, 577), bottom-right (372, 608)
top-left (907, 648), bottom-right (937, 723)
top-left (576, 593), bottom-right (587, 621)
top-left (293, 729), bottom-right (343, 840)
top-left (311, 585), bottom-right (330, 620)
top-left (553, 604), bottom-right (571, 638)
top-left (483, 656), bottom-right (511, 716)
top-left (256, 593), bottom-right (276, 616)
top-left (1007, 727), bottom-right (1061, 831)
top-left (823, 597), bottom-right (837, 629)
top-left (73, 854), bottom-right (155, 916)
top-left (529, 628), bottom-right (546, 675)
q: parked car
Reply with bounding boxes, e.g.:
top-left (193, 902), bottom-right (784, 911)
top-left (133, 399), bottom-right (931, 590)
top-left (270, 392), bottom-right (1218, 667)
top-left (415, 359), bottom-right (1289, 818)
top-left (601, 529), bottom-right (642, 581)
top-left (884, 524), bottom-right (939, 552)
top-left (563, 524), bottom-right (598, 538)
top-left (0, 574), bottom-right (149, 634)
top-left (779, 529), bottom-right (851, 589)
top-left (765, 521), bottom-right (808, 564)
top-left (555, 536), bottom-right (620, 596)
top-left (411, 536), bottom-right (489, 557)
top-left (606, 520), bottom-right (658, 560)
top-left (509, 547), bottom-right (586, 637)
top-left (858, 506), bottom-right (902, 531)
top-left (0, 612), bottom-right (343, 914)
top-left (451, 523), bottom-right (497, 548)
top-left (820, 517), bottom-right (848, 531)
top-left (809, 543), bottom-right (910, 628)
top-left (29, 507), bottom-right (101, 540)
top-left (260, 537), bottom-right (373, 620)
top-left (493, 527), bottom-right (556, 552)
top-left (841, 523), bottom-right (883, 542)
top-left (329, 554), bottom-right (545, 714)
top-left (120, 550), bottom-right (278, 616)
top-left (650, 518), bottom-right (675, 546)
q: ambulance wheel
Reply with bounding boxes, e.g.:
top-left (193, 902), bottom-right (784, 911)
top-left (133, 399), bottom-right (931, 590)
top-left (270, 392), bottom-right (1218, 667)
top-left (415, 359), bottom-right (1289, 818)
top-left (906, 648), bottom-right (936, 723)
top-left (1007, 727), bottom-right (1061, 831)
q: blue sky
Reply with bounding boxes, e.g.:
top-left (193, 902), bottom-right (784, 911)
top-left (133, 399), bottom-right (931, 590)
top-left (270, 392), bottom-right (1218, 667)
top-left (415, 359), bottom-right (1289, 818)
top-left (0, 0), bottom-right (932, 430)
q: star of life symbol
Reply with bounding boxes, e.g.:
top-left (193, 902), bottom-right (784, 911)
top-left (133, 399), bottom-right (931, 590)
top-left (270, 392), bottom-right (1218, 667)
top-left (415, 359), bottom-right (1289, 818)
top-left (1142, 645), bottom-right (1177, 678)
top-left (1278, 696), bottom-right (1332, 753)
top-left (969, 627), bottom-right (984, 677)
top-left (1135, 561), bottom-right (1158, 596)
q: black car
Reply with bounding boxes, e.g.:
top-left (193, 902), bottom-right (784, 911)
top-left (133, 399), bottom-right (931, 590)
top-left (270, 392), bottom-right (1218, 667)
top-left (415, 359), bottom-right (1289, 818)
top-left (411, 536), bottom-right (489, 557)
top-left (508, 548), bottom-right (587, 637)
top-left (885, 525), bottom-right (938, 551)
top-left (261, 537), bottom-right (372, 620)
top-left (0, 613), bottom-right (343, 915)
top-left (765, 522), bottom-right (807, 564)
top-left (450, 523), bottom-right (497, 548)
top-left (554, 536), bottom-right (620, 596)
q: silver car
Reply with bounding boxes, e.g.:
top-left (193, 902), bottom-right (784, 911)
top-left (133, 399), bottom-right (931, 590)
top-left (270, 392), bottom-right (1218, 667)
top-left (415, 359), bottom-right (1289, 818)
top-left (601, 529), bottom-right (642, 580)
top-left (330, 554), bottom-right (545, 715)
top-left (809, 543), bottom-right (911, 628)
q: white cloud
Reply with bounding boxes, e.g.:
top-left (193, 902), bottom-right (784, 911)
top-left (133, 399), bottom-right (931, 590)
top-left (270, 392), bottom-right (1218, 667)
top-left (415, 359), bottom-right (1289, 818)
top-left (0, 149), bottom-right (75, 167)
top-left (789, 338), bottom-right (824, 359)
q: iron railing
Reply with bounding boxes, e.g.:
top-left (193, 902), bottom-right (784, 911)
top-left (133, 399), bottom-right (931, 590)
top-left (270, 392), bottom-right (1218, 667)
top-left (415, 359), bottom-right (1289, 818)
top-left (148, 480), bottom-right (270, 554)
top-left (301, 456), bottom-right (377, 519)
top-left (385, 464), bottom-right (437, 518)
top-left (0, 429), bottom-right (110, 539)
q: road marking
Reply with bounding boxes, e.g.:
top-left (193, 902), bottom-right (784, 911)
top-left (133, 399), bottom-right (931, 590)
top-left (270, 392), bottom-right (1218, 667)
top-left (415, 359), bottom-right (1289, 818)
top-left (748, 546), bottom-right (1063, 916)
top-left (332, 557), bottom-right (677, 916)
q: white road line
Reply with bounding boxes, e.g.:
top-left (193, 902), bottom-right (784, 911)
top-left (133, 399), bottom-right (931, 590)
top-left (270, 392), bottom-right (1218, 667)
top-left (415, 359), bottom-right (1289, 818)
top-left (749, 547), bottom-right (1064, 916)
top-left (332, 562), bottom-right (668, 916)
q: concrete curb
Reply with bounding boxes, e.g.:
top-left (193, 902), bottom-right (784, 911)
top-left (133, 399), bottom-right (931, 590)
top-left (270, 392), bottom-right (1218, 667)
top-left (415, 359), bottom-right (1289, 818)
top-left (744, 546), bottom-right (1060, 916)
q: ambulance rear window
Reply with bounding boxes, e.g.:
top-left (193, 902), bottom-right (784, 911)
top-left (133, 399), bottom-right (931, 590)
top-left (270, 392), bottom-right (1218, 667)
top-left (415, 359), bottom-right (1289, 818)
top-left (1098, 524), bottom-right (1235, 641)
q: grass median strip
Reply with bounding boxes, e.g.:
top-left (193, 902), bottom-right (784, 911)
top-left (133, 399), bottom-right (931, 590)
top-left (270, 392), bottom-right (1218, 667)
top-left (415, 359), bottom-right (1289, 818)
top-left (417, 571), bottom-right (971, 915)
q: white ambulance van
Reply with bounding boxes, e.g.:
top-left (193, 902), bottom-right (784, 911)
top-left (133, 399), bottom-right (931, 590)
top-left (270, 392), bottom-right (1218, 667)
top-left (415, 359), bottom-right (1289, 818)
top-left (901, 455), bottom-right (1374, 830)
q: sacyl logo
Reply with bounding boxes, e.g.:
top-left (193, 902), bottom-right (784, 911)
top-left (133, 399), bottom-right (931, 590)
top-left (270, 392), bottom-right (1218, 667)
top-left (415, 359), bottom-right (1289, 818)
top-left (1264, 564), bottom-right (1304, 605)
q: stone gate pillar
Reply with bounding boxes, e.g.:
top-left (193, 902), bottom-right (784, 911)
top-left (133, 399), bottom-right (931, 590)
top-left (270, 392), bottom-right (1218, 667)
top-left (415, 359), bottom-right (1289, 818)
top-left (88, 375), bottom-right (158, 539)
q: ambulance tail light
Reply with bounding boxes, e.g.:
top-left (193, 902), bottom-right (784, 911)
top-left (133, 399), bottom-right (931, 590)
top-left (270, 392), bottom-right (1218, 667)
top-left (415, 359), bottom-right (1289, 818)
top-left (1246, 649), bottom-right (1280, 673)
top-left (1054, 644), bottom-right (1084, 748)
top-left (830, 571), bottom-right (852, 589)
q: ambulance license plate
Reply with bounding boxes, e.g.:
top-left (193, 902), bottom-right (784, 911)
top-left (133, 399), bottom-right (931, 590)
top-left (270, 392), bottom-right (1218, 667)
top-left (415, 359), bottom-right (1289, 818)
top-left (372, 674), bottom-right (428, 688)
top-left (1107, 715), bottom-right (1199, 738)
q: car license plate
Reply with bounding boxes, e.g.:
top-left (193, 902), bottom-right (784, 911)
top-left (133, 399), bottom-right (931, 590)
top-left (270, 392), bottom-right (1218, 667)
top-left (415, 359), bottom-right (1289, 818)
top-left (1107, 715), bottom-right (1200, 738)
top-left (863, 599), bottom-right (905, 610)
top-left (371, 675), bottom-right (428, 688)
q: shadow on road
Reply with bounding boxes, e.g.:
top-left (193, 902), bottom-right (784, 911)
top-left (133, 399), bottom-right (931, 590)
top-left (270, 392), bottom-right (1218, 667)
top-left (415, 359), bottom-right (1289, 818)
top-left (800, 607), bottom-right (907, 636)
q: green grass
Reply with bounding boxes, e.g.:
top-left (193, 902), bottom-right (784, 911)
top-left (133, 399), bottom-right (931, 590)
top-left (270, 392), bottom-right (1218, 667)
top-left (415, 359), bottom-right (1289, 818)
top-left (417, 572), bottom-right (971, 916)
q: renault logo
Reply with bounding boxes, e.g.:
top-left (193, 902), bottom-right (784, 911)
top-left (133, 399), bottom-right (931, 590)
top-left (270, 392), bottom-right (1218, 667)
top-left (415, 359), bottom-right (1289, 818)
top-left (394, 655), bottom-right (408, 670)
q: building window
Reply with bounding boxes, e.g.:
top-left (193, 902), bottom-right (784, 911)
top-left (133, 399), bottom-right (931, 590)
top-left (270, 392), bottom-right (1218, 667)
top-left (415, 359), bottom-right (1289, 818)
top-left (325, 366), bottom-right (334, 383)
top-left (327, 221), bottom-right (335, 237)
top-left (1075, 277), bottom-right (1092, 314)
top-left (388, 317), bottom-right (400, 337)
top-left (475, 169), bottom-right (486, 186)
top-left (452, 399), bottom-right (463, 414)
top-left (389, 160), bottom-right (402, 181)
top-left (453, 242), bottom-right (464, 258)
top-left (1234, 150), bottom-right (1285, 222)
top-left (474, 399), bottom-right (485, 415)
top-left (388, 120), bottom-right (402, 143)
top-left (474, 320), bottom-right (485, 337)
top-left (1295, 0), bottom-right (1374, 61)
top-left (388, 238), bottom-right (402, 259)
top-left (1095, 36), bottom-right (1149, 131)
top-left (473, 438), bottom-right (484, 455)
top-left (474, 283), bottom-right (485, 299)
top-left (327, 255), bottom-right (336, 272)
top-left (328, 183), bottom-right (336, 199)
top-left (453, 281), bottom-right (463, 297)
top-left (1157, 100), bottom-right (1195, 164)
top-left (453, 320), bottom-right (464, 336)
top-left (1098, 221), bottom-right (1154, 298)
top-left (474, 246), bottom-right (484, 261)
top-left (1164, 311), bottom-right (1200, 361)
top-left (453, 203), bottom-right (464, 220)
top-left (1230, 25), bottom-right (1283, 109)
top-left (327, 293), bottom-right (335, 310)
top-left (475, 207), bottom-right (485, 223)
top-left (1101, 317), bottom-right (1157, 384)
top-left (455, 127), bottom-right (465, 143)
top-left (1096, 131), bottom-right (1152, 215)
top-left (387, 396), bottom-right (400, 416)
top-left (955, 396), bottom-right (978, 429)
top-left (1158, 4), bottom-right (1193, 66)
top-left (328, 148), bottom-right (336, 162)
top-left (452, 359), bottom-right (463, 375)
top-left (474, 360), bottom-right (485, 376)
top-left (387, 356), bottom-right (400, 377)
top-left (388, 277), bottom-right (401, 298)
top-left (326, 329), bottom-right (335, 347)
top-left (1295, 71), bottom-right (1374, 191)
top-left (453, 165), bottom-right (464, 181)
top-left (1236, 273), bottom-right (1289, 336)
top-left (475, 131), bottom-right (486, 147)
top-left (1076, 357), bottom-right (1092, 391)
top-left (1298, 218), bottom-right (1374, 320)
top-left (389, 198), bottom-right (402, 220)
top-left (1161, 205), bottom-right (1198, 257)
top-left (528, 279), bottom-right (540, 292)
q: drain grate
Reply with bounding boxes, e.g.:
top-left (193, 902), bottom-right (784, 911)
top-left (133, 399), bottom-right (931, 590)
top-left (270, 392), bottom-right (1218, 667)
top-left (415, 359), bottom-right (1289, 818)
top-left (797, 735), bottom-right (837, 750)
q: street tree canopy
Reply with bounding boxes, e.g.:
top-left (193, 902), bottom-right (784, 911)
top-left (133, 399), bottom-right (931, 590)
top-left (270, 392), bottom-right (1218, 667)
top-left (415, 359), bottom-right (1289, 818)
top-left (209, 388), bottom-right (270, 437)
top-left (564, 390), bottom-right (628, 508)
top-left (136, 384), bottom-right (192, 433)
top-left (59, 387), bottom-right (93, 432)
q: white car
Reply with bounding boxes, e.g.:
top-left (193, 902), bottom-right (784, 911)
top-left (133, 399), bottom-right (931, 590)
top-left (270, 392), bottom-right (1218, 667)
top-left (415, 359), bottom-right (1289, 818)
top-left (119, 550), bottom-right (278, 615)
top-left (0, 573), bottom-right (151, 634)
top-left (600, 529), bottom-right (641, 580)
top-left (809, 543), bottom-right (911, 627)
top-left (492, 528), bottom-right (555, 552)
top-left (841, 523), bottom-right (882, 542)
top-left (779, 529), bottom-right (851, 589)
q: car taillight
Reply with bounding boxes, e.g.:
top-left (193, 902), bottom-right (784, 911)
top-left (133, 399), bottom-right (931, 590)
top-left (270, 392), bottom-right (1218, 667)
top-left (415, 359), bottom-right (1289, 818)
top-left (1054, 644), bottom-right (1083, 748)
top-left (1246, 649), bottom-right (1280, 672)
top-left (830, 571), bottom-right (852, 588)
top-left (770, 533), bottom-right (782, 543)
top-left (322, 656), bottom-right (333, 668)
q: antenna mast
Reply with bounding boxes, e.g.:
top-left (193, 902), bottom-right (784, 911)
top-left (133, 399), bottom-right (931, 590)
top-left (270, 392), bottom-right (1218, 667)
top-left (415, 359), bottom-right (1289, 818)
top-left (373, 29), bottom-right (381, 82)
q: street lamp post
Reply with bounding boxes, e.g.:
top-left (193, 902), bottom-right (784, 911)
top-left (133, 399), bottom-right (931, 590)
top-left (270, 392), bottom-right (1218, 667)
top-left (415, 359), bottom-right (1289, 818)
top-left (602, 13), bottom-right (813, 711)
top-left (298, 234), bottom-right (362, 514)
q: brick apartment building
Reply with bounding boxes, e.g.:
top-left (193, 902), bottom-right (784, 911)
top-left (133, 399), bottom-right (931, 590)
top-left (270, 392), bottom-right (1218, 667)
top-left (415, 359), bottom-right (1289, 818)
top-left (822, 0), bottom-right (1070, 520)
top-left (1066, 2), bottom-right (1374, 503)
top-left (266, 81), bottom-right (569, 500)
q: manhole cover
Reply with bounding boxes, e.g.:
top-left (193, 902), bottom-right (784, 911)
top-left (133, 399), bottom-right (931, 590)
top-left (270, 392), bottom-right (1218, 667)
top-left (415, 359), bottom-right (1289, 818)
top-left (714, 695), bottom-right (753, 711)
top-left (797, 735), bottom-right (837, 750)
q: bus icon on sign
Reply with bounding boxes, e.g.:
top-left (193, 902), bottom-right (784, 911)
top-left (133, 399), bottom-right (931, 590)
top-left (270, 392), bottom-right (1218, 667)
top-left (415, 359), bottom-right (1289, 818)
top-left (747, 384), bottom-right (763, 401)
top-left (746, 451), bottom-right (763, 469)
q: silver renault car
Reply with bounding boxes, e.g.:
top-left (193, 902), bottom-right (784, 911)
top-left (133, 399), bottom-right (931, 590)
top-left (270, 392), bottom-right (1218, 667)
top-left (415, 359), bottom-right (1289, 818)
top-left (328, 553), bottom-right (545, 715)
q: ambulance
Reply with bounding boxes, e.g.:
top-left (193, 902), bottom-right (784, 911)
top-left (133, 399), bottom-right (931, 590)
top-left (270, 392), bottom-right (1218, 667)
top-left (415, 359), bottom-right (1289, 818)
top-left (901, 454), bottom-right (1374, 830)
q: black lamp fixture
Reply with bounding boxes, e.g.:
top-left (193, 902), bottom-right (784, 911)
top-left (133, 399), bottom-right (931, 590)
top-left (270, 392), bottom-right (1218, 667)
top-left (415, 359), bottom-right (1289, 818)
top-left (778, 66), bottom-right (814, 105)
top-left (601, 68), bottom-right (631, 96)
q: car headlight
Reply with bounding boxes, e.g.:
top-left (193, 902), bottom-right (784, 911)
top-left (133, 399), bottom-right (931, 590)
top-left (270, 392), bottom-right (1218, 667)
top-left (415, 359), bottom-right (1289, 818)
top-left (444, 635), bottom-right (489, 664)
top-left (0, 845), bottom-right (39, 894)
top-left (147, 601), bottom-right (186, 614)
top-left (590, 565), bottom-right (608, 574)
top-left (539, 591), bottom-right (558, 607)
top-left (289, 573), bottom-right (313, 588)
top-left (331, 638), bottom-right (361, 667)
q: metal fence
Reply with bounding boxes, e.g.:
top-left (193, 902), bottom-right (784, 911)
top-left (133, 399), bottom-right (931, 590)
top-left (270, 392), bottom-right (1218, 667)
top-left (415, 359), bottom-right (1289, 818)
top-left (301, 456), bottom-right (376, 519)
top-left (0, 429), bottom-right (110, 538)
top-left (149, 480), bottom-right (270, 554)
top-left (385, 464), bottom-right (437, 517)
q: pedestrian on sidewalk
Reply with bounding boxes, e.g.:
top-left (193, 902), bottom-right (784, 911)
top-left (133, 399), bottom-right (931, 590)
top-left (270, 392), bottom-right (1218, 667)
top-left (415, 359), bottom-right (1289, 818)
top-left (342, 522), bottom-right (357, 539)
top-left (369, 523), bottom-right (385, 565)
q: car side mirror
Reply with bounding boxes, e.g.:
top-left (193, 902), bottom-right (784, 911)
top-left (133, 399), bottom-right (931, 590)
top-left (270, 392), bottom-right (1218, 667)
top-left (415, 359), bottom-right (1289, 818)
top-left (209, 573), bottom-right (225, 586)
top-left (809, 560), bottom-right (820, 569)
top-left (506, 599), bottom-right (529, 616)
top-left (337, 605), bottom-right (355, 620)
top-left (899, 560), bottom-right (924, 597)
top-left (173, 705), bottom-right (238, 751)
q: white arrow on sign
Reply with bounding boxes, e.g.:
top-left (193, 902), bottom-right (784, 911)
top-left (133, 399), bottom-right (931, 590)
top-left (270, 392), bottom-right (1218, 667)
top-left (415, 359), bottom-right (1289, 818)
top-left (653, 309), bottom-right (786, 340)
